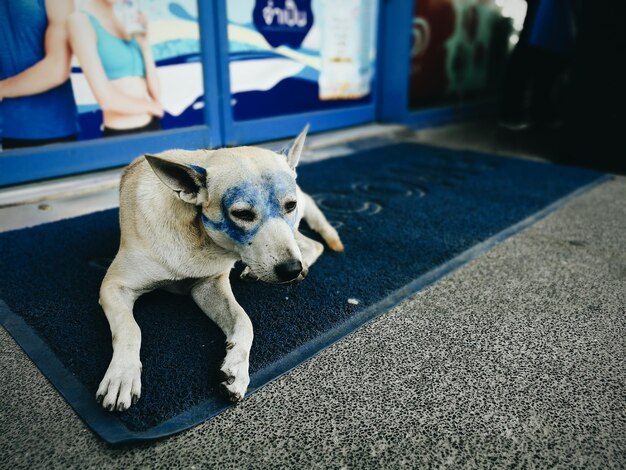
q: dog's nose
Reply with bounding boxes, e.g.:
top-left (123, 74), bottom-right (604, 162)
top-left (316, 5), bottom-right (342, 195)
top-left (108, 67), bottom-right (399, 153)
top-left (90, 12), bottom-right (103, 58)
top-left (274, 260), bottom-right (303, 282)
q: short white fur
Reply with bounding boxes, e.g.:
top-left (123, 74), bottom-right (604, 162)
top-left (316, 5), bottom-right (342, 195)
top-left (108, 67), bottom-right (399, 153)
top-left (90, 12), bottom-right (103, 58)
top-left (96, 127), bottom-right (344, 410)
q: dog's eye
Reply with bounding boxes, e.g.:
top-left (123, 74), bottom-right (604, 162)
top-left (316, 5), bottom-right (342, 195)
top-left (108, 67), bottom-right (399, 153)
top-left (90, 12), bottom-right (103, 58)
top-left (284, 201), bottom-right (297, 213)
top-left (231, 209), bottom-right (256, 222)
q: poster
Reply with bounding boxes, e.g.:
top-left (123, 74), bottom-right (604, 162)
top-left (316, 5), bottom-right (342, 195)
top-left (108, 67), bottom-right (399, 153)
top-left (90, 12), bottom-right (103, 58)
top-left (0, 0), bottom-right (204, 149)
top-left (227, 0), bottom-right (378, 121)
top-left (72, 0), bottom-right (204, 140)
top-left (1, 0), bottom-right (378, 149)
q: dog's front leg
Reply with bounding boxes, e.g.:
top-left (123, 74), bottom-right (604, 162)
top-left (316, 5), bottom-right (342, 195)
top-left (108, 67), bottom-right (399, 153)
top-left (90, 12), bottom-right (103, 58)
top-left (97, 279), bottom-right (142, 411)
top-left (295, 230), bottom-right (324, 273)
top-left (191, 274), bottom-right (253, 403)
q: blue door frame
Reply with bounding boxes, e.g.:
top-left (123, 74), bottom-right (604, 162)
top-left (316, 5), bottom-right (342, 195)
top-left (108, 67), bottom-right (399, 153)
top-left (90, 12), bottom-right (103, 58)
top-left (0, 0), bottom-right (492, 188)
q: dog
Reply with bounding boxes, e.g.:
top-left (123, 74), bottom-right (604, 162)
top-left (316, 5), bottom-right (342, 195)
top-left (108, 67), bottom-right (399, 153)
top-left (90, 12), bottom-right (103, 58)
top-left (96, 126), bottom-right (344, 411)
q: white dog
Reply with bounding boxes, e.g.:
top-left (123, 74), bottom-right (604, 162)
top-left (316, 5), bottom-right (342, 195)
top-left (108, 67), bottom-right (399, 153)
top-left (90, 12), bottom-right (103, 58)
top-left (96, 127), bottom-right (344, 411)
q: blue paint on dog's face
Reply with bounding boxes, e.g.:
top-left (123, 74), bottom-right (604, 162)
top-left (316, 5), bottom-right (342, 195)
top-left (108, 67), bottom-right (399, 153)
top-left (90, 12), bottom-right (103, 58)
top-left (188, 164), bottom-right (206, 178)
top-left (263, 172), bottom-right (298, 227)
top-left (201, 172), bottom-right (297, 245)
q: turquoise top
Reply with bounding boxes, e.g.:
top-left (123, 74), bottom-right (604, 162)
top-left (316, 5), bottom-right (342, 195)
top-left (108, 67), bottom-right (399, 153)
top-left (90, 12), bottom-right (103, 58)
top-left (85, 13), bottom-right (145, 80)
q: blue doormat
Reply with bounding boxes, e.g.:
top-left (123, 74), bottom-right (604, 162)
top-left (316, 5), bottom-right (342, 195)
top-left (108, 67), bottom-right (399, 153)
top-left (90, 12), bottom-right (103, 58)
top-left (0, 143), bottom-right (607, 444)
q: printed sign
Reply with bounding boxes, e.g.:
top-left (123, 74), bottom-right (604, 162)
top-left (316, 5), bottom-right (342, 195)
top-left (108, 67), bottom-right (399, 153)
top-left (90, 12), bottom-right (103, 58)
top-left (228, 0), bottom-right (378, 121)
top-left (252, 0), bottom-right (314, 48)
top-left (318, 0), bottom-right (376, 100)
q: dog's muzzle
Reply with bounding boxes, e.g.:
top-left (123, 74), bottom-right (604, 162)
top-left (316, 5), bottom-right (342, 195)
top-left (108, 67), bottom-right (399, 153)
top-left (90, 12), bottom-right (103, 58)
top-left (274, 259), bottom-right (303, 282)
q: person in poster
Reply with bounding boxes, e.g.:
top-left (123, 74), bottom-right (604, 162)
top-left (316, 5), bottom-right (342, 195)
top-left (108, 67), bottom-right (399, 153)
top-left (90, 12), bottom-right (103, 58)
top-left (68, 0), bottom-right (163, 137)
top-left (0, 0), bottom-right (79, 150)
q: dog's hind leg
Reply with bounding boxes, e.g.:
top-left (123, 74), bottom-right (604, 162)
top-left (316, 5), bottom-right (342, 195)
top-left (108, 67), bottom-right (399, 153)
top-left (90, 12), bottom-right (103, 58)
top-left (300, 191), bottom-right (344, 252)
top-left (97, 259), bottom-right (145, 411)
top-left (191, 273), bottom-right (253, 403)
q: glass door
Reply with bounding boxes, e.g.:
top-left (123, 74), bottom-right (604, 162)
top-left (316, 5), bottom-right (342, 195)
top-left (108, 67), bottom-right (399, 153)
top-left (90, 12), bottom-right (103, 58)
top-left (217, 0), bottom-right (381, 145)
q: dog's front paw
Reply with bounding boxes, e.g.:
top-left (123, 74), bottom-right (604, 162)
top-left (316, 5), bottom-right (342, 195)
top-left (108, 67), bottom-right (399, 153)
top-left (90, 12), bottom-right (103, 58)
top-left (240, 266), bottom-right (259, 282)
top-left (219, 343), bottom-right (250, 403)
top-left (96, 358), bottom-right (142, 412)
top-left (295, 264), bottom-right (309, 283)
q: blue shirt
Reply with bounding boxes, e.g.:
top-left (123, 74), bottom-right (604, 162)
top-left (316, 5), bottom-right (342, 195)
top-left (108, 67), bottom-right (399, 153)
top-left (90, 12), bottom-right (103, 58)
top-left (529, 0), bottom-right (575, 57)
top-left (0, 0), bottom-right (79, 140)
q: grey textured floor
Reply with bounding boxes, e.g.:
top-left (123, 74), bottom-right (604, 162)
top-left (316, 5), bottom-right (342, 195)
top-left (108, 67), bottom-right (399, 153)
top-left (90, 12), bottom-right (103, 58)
top-left (2, 136), bottom-right (626, 468)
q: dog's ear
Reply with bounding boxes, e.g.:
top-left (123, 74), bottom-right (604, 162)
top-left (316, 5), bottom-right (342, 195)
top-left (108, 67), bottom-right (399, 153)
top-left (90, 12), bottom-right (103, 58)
top-left (280, 124), bottom-right (309, 170)
top-left (145, 154), bottom-right (208, 205)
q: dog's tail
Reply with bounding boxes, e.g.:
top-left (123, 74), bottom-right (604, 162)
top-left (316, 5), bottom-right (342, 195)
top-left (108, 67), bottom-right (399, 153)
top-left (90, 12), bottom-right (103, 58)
top-left (300, 192), bottom-right (344, 252)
